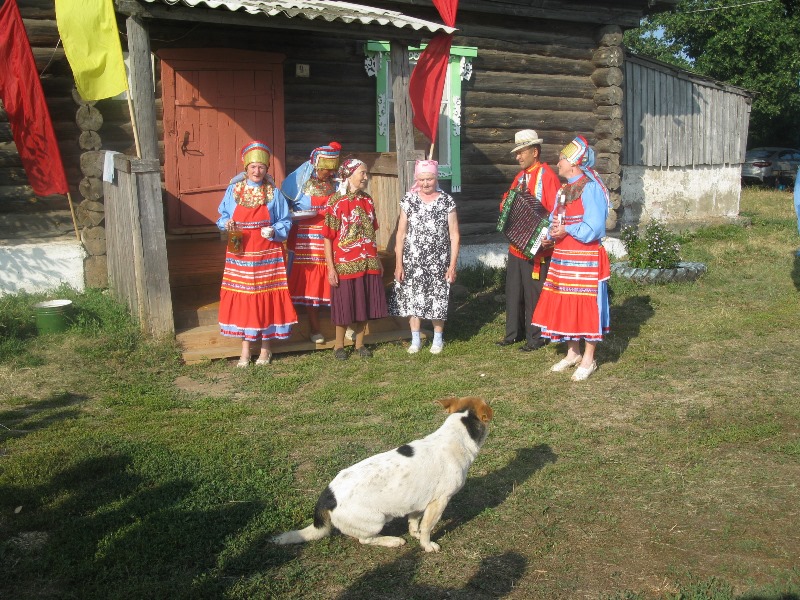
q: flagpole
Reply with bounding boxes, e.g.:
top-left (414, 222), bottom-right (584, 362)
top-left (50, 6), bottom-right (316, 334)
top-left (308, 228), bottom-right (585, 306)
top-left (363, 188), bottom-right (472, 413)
top-left (66, 192), bottom-right (81, 242)
top-left (127, 92), bottom-right (142, 158)
top-left (428, 142), bottom-right (435, 161)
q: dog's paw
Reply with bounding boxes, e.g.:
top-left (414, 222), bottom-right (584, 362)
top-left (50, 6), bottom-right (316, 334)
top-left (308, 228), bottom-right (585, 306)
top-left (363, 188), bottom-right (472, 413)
top-left (422, 541), bottom-right (441, 553)
top-left (360, 535), bottom-right (407, 548)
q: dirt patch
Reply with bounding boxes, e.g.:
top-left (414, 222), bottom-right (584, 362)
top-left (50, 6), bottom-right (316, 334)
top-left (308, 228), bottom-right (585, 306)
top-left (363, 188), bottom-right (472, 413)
top-left (173, 373), bottom-right (235, 396)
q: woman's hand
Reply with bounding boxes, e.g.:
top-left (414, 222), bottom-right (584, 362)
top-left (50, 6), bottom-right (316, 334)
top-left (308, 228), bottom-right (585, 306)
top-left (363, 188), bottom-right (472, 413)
top-left (549, 221), bottom-right (568, 240)
top-left (394, 264), bottom-right (404, 283)
top-left (225, 219), bottom-right (237, 232)
top-left (327, 265), bottom-right (339, 288)
top-left (445, 265), bottom-right (457, 284)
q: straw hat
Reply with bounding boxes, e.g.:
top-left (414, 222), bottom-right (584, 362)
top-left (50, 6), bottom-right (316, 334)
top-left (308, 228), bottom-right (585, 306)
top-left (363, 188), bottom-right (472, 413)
top-left (511, 129), bottom-right (543, 153)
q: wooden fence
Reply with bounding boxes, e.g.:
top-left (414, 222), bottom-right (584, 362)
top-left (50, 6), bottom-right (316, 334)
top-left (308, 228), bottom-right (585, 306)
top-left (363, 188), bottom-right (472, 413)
top-left (623, 54), bottom-right (752, 168)
top-left (103, 154), bottom-right (174, 337)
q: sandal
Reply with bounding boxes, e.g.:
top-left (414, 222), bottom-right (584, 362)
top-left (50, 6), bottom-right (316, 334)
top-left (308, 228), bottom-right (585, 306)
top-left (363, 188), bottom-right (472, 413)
top-left (236, 358), bottom-right (250, 368)
top-left (356, 345), bottom-right (373, 358)
top-left (255, 353), bottom-right (273, 366)
top-left (571, 361), bottom-right (598, 382)
top-left (550, 354), bottom-right (582, 372)
top-left (334, 347), bottom-right (349, 361)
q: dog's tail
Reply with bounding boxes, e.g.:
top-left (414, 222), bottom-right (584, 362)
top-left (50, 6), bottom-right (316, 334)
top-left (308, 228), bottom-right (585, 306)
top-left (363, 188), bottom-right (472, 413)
top-left (272, 486), bottom-right (335, 545)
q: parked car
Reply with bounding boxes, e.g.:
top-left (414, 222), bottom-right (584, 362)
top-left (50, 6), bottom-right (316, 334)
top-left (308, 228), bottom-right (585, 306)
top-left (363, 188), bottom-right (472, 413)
top-left (741, 147), bottom-right (800, 187)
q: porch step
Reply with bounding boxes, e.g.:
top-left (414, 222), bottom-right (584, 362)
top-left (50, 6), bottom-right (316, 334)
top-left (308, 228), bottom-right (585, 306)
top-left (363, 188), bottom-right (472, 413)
top-left (177, 315), bottom-right (415, 364)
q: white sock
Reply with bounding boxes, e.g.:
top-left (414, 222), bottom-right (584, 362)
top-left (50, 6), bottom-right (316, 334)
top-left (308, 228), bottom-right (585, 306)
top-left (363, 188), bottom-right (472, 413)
top-left (411, 330), bottom-right (421, 346)
top-left (433, 331), bottom-right (443, 345)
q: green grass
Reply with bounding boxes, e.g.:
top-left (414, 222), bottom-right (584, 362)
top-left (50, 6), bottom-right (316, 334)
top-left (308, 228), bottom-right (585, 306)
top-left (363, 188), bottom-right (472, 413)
top-left (1, 187), bottom-right (799, 599)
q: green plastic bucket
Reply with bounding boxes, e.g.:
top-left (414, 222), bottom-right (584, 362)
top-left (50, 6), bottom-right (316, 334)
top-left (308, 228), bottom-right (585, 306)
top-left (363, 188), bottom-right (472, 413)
top-left (33, 299), bottom-right (73, 335)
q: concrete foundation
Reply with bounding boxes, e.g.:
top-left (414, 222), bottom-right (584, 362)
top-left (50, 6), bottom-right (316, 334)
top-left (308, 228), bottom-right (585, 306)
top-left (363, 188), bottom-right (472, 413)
top-left (621, 164), bottom-right (741, 226)
top-left (0, 240), bottom-right (86, 295)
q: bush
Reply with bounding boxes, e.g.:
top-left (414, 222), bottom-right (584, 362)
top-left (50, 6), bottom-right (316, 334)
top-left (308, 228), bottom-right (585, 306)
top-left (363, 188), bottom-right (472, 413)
top-left (620, 220), bottom-right (681, 269)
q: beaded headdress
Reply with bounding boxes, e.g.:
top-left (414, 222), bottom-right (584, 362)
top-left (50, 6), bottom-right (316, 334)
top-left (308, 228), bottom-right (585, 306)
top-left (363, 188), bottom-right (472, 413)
top-left (241, 141), bottom-right (271, 168)
top-left (311, 141), bottom-right (341, 171)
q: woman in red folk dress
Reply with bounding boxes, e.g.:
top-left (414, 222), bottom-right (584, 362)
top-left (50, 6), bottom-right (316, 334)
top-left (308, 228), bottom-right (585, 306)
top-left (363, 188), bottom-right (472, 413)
top-left (216, 141), bottom-right (297, 367)
top-left (322, 158), bottom-right (388, 360)
top-left (281, 142), bottom-right (341, 344)
top-left (532, 136), bottom-right (611, 382)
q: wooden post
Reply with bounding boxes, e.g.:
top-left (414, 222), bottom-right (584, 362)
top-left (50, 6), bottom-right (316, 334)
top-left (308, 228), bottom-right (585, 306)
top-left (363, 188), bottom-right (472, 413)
top-left (390, 43), bottom-right (416, 194)
top-left (125, 15), bottom-right (159, 161)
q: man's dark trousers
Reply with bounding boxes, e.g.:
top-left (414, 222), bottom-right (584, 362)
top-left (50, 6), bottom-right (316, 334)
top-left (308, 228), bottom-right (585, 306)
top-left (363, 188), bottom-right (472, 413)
top-left (503, 252), bottom-right (550, 347)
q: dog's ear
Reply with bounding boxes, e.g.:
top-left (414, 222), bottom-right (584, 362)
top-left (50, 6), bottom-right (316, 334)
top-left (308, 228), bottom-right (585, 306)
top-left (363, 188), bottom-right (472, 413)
top-left (477, 402), bottom-right (494, 423)
top-left (439, 397), bottom-right (493, 422)
top-left (438, 397), bottom-right (458, 412)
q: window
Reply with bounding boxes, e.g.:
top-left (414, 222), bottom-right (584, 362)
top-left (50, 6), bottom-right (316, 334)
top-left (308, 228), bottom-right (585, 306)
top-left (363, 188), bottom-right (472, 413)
top-left (365, 41), bottom-right (476, 192)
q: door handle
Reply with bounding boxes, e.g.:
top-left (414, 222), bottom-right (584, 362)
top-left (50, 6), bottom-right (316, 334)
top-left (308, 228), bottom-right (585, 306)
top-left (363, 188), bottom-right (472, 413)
top-left (181, 131), bottom-right (190, 155)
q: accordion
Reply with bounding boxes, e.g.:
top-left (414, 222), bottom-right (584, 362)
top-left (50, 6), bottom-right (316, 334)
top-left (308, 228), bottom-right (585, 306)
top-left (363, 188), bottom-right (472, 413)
top-left (496, 187), bottom-right (551, 259)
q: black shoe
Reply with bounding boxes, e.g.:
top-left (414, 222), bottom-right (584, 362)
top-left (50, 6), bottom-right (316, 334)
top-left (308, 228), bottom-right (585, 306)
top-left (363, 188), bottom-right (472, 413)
top-left (495, 339), bottom-right (521, 347)
top-left (519, 341), bottom-right (547, 352)
top-left (334, 348), bottom-right (349, 361)
top-left (356, 346), bottom-right (373, 358)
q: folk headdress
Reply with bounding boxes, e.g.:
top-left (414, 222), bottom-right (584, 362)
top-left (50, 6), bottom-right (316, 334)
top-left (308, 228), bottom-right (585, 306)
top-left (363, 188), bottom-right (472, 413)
top-left (310, 141), bottom-right (341, 172)
top-left (560, 135), bottom-right (609, 206)
top-left (241, 140), bottom-right (271, 168)
top-left (337, 158), bottom-right (366, 194)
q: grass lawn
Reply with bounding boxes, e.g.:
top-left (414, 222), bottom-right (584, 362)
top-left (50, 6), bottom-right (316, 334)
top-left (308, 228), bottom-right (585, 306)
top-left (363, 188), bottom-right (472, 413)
top-left (1, 187), bottom-right (799, 599)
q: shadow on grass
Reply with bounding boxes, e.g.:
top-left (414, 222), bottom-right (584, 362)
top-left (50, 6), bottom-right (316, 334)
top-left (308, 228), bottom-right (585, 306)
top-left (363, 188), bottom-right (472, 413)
top-left (792, 253), bottom-right (800, 291)
top-left (337, 550), bottom-right (527, 599)
top-left (438, 444), bottom-right (557, 536)
top-left (601, 295), bottom-right (655, 364)
top-left (0, 391), bottom-right (87, 442)
top-left (447, 291), bottom-right (505, 341)
top-left (0, 453), bottom-right (272, 599)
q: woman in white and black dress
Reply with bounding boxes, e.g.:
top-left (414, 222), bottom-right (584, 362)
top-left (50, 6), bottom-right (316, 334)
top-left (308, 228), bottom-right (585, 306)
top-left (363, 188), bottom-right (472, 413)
top-left (389, 160), bottom-right (460, 354)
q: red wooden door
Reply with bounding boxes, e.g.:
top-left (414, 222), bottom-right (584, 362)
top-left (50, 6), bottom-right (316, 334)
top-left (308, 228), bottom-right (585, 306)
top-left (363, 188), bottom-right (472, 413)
top-left (160, 49), bottom-right (285, 233)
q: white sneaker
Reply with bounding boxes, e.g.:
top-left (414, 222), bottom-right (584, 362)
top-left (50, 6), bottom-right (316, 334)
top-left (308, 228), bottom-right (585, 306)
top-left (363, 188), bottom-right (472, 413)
top-left (310, 333), bottom-right (325, 344)
top-left (407, 343), bottom-right (421, 354)
top-left (429, 342), bottom-right (444, 354)
top-left (344, 327), bottom-right (355, 341)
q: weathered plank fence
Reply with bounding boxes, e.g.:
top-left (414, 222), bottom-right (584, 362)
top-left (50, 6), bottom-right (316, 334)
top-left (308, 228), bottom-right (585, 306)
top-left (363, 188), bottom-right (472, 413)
top-left (103, 154), bottom-right (174, 337)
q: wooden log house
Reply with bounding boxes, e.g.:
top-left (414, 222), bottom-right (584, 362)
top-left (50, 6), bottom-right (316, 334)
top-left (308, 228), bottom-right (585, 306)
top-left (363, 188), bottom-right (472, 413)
top-left (4, 0), bottom-right (680, 361)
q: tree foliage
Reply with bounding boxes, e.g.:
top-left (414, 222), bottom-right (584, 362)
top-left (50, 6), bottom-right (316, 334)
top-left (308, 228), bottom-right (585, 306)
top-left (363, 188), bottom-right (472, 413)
top-left (624, 0), bottom-right (800, 147)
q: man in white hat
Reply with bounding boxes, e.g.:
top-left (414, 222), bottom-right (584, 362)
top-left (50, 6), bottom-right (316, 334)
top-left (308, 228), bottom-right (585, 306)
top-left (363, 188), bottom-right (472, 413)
top-left (496, 129), bottom-right (560, 351)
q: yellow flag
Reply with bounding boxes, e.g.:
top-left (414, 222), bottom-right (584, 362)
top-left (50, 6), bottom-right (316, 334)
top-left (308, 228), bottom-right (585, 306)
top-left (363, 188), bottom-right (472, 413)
top-left (55, 0), bottom-right (128, 101)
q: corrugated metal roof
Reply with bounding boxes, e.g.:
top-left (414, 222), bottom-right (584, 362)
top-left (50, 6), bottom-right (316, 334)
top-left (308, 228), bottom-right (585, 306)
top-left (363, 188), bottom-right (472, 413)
top-left (141, 0), bottom-right (456, 33)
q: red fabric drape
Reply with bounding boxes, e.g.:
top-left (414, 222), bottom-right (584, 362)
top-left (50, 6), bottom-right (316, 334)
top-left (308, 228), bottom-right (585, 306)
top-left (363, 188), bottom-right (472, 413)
top-left (407, 0), bottom-right (459, 145)
top-left (0, 0), bottom-right (69, 196)
top-left (408, 31), bottom-right (453, 144)
top-left (433, 0), bottom-right (458, 27)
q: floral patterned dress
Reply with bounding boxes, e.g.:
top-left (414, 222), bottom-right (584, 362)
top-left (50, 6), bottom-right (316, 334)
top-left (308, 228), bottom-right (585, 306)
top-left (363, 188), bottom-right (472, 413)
top-left (389, 191), bottom-right (456, 321)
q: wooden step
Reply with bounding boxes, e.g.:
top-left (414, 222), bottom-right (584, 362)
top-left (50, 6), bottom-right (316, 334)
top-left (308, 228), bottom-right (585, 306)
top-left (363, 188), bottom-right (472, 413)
top-left (177, 316), bottom-right (416, 364)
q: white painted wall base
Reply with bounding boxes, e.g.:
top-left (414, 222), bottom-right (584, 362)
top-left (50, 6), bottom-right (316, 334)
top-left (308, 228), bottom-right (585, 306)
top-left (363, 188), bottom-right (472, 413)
top-left (621, 164), bottom-right (741, 226)
top-left (0, 240), bottom-right (86, 296)
top-left (457, 237), bottom-right (627, 270)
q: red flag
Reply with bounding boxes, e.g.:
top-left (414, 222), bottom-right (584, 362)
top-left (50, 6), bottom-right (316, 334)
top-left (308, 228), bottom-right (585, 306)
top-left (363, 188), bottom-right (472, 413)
top-left (408, 32), bottom-right (453, 144)
top-left (0, 0), bottom-right (69, 196)
top-left (408, 0), bottom-right (459, 144)
top-left (433, 0), bottom-right (458, 27)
